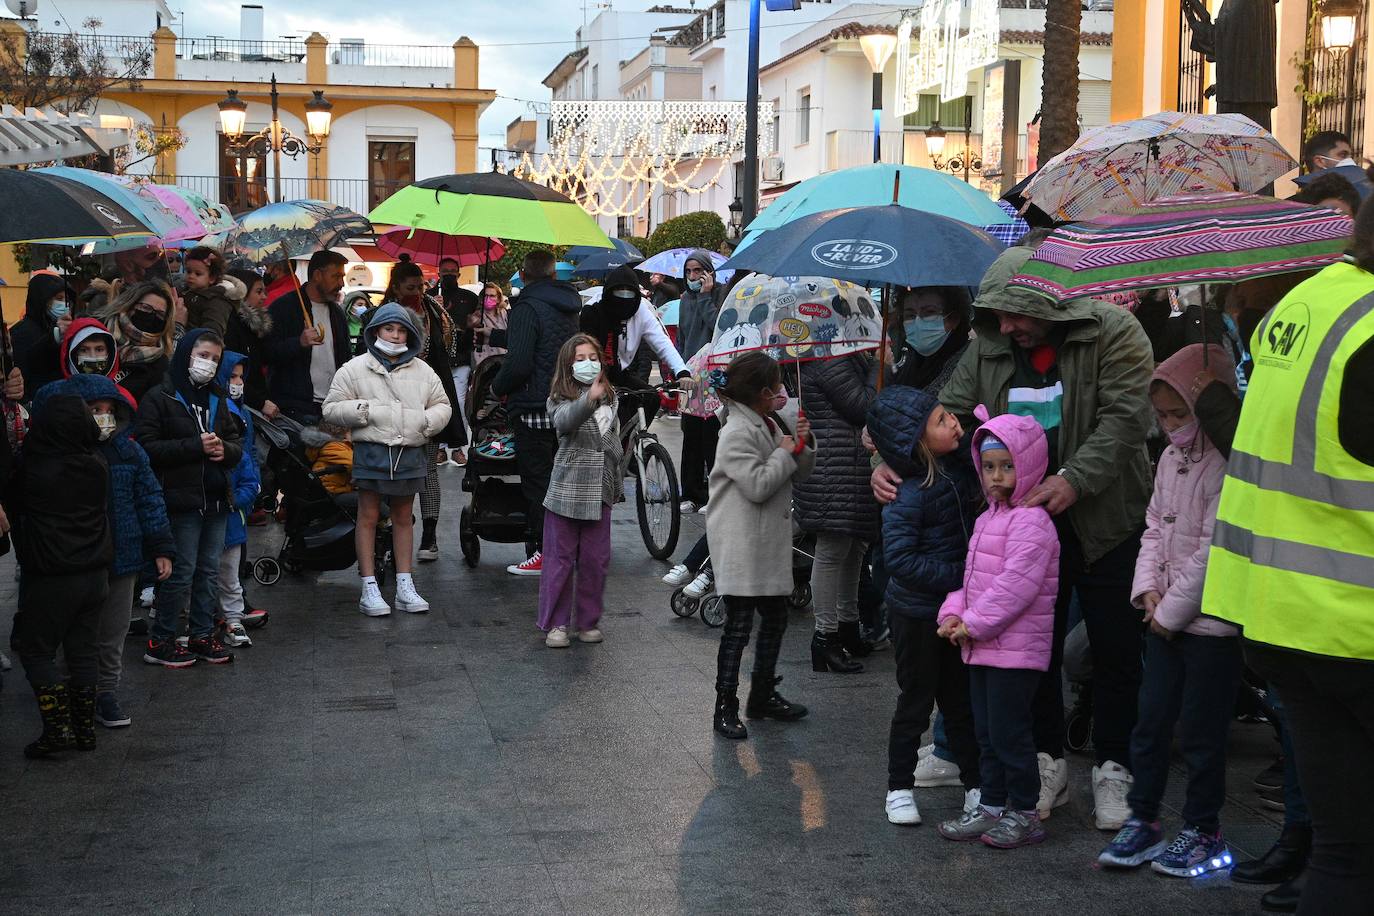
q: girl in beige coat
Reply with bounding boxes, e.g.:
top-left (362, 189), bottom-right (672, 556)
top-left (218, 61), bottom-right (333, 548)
top-left (707, 352), bottom-right (816, 740)
top-left (323, 303), bottom-right (452, 617)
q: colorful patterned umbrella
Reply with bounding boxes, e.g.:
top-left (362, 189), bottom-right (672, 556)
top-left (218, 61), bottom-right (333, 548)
top-left (220, 200), bottom-right (372, 264)
top-left (35, 166), bottom-right (191, 241)
top-left (708, 275), bottom-right (881, 367)
top-left (1008, 192), bottom-right (1353, 302)
top-left (679, 343), bottom-right (722, 419)
top-left (1022, 112), bottom-right (1297, 221)
top-left (375, 228), bottom-right (505, 267)
top-left (369, 172), bottom-right (612, 248)
top-left (0, 168), bottom-right (156, 244)
top-left (126, 181), bottom-right (236, 239)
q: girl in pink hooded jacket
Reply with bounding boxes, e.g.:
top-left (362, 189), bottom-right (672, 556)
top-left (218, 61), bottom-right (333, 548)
top-left (936, 406), bottom-right (1060, 849)
top-left (1096, 343), bottom-right (1242, 878)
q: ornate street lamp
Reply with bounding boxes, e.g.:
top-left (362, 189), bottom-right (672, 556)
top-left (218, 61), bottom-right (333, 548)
top-left (858, 32), bottom-right (897, 164)
top-left (218, 74), bottom-right (333, 203)
top-left (1320, 0), bottom-right (1361, 56)
top-left (728, 195), bottom-right (744, 239)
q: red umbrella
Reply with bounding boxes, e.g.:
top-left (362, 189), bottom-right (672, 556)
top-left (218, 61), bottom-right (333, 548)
top-left (375, 227), bottom-right (505, 267)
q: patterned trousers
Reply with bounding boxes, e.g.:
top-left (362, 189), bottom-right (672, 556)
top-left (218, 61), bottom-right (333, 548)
top-left (714, 595), bottom-right (789, 694)
top-left (420, 440), bottom-right (441, 521)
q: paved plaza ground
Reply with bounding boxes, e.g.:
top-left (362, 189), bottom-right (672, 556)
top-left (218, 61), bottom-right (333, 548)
top-left (0, 420), bottom-right (1281, 915)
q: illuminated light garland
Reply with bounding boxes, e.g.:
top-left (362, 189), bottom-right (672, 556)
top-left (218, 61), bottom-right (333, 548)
top-left (513, 100), bottom-right (775, 219)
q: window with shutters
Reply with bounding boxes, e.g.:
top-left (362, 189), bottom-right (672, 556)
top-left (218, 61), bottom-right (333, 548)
top-left (1078, 81), bottom-right (1113, 127)
top-left (902, 95), bottom-right (971, 129)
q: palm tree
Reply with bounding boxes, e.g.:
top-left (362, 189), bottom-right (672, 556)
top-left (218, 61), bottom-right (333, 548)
top-left (1038, 0), bottom-right (1083, 164)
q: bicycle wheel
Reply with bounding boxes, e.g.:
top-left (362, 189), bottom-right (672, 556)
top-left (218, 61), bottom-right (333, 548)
top-left (634, 439), bottom-right (681, 560)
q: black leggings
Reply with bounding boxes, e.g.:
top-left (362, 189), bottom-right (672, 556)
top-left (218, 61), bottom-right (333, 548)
top-left (715, 595), bottom-right (788, 694)
top-left (11, 570), bottom-right (108, 688)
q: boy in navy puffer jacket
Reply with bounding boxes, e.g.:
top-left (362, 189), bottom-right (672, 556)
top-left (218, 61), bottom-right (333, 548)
top-left (216, 351), bottom-right (261, 648)
top-left (59, 374), bottom-right (175, 729)
top-left (867, 386), bottom-right (983, 827)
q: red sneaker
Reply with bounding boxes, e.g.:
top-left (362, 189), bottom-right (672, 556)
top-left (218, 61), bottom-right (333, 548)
top-left (242, 607), bottom-right (268, 629)
top-left (506, 552), bottom-right (543, 577)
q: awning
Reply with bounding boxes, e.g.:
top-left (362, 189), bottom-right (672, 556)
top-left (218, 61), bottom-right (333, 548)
top-left (0, 105), bottom-right (133, 168)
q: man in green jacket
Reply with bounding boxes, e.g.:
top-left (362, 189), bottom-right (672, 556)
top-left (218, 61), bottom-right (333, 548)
top-left (872, 245), bottom-right (1154, 829)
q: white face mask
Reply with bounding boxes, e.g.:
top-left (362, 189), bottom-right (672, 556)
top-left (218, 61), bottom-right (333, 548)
top-left (374, 338), bottom-right (409, 357)
top-left (93, 413), bottom-right (117, 441)
top-left (188, 356), bottom-right (218, 386)
top-left (572, 359), bottom-right (601, 384)
top-left (228, 380), bottom-right (245, 400)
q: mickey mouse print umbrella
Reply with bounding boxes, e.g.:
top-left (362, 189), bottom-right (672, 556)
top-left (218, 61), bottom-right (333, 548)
top-left (707, 275), bottom-right (882, 368)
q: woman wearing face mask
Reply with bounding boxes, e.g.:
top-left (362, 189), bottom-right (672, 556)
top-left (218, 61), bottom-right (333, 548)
top-left (379, 257), bottom-right (467, 563)
top-left (889, 287), bottom-right (974, 392)
top-left (95, 280), bottom-right (177, 403)
top-left (223, 268), bottom-right (275, 415)
top-left (11, 271), bottom-right (75, 401)
top-left (469, 282), bottom-right (510, 367)
top-left (134, 329), bottom-right (244, 668)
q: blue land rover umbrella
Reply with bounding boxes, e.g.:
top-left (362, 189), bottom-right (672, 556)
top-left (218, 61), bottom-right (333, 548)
top-left (719, 204), bottom-right (1005, 289)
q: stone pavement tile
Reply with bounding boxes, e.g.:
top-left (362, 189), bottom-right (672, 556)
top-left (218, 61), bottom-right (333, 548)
top-left (309, 814), bottom-right (428, 879)
top-left (198, 816), bottom-right (315, 877)
top-left (309, 873), bottom-right (437, 916)
top-left (423, 830), bottom-right (545, 871)
top-left (429, 861), bottom-right (559, 910)
top-left (185, 881), bottom-right (313, 916)
top-left (417, 794), bottom-right (533, 840)
top-left (547, 856), bottom-right (678, 901)
top-left (498, 736), bottom-right (716, 805)
top-left (0, 886), bottom-right (197, 916)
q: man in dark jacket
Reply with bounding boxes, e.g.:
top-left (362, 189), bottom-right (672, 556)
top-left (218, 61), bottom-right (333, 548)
top-left (675, 249), bottom-right (727, 510)
top-left (492, 249), bottom-right (582, 575)
top-left (13, 273), bottom-right (74, 402)
top-left (261, 251), bottom-right (350, 422)
top-left (135, 329), bottom-right (244, 668)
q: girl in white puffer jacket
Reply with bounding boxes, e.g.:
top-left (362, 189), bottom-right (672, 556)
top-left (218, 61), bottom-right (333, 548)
top-left (323, 302), bottom-right (452, 617)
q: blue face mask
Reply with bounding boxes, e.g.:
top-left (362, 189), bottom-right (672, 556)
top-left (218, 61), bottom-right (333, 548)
top-left (48, 299), bottom-right (70, 322)
top-left (904, 316), bottom-right (950, 356)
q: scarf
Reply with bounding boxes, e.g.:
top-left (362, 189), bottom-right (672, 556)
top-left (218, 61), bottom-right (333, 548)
top-left (114, 311), bottom-right (170, 365)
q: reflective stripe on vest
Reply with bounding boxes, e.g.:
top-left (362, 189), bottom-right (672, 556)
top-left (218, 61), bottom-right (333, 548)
top-left (1204, 264), bottom-right (1374, 660)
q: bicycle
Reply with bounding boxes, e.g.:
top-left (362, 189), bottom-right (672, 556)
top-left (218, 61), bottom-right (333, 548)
top-left (616, 382), bottom-right (682, 560)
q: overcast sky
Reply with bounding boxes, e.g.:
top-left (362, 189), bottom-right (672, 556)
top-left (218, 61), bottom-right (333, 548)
top-left (175, 0), bottom-right (669, 152)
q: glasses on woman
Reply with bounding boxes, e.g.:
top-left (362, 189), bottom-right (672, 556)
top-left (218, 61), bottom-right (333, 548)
top-left (136, 299), bottom-right (168, 316)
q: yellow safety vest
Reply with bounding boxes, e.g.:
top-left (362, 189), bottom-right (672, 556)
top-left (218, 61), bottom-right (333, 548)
top-left (1203, 261), bottom-right (1374, 661)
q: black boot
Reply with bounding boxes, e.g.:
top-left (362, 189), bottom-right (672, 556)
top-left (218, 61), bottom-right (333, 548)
top-left (1232, 825), bottom-right (1311, 885)
top-left (24, 683), bottom-right (75, 759)
top-left (746, 676), bottom-right (808, 721)
top-left (1261, 867), bottom-right (1307, 913)
top-left (811, 631), bottom-right (863, 673)
top-left (713, 690), bottom-right (747, 739)
top-left (418, 518), bottom-right (439, 562)
top-left (1252, 755), bottom-right (1285, 792)
top-left (836, 620), bottom-right (873, 658)
top-left (68, 685), bottom-right (97, 752)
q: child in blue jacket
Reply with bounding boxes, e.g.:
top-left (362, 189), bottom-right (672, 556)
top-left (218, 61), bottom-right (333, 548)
top-left (867, 385), bottom-right (983, 827)
top-left (217, 351), bottom-right (261, 648)
top-left (54, 375), bottom-right (175, 729)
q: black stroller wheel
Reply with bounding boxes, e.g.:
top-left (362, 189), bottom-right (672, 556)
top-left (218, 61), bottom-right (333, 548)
top-left (670, 587), bottom-right (698, 618)
top-left (699, 594), bottom-right (725, 628)
top-left (787, 582), bottom-right (812, 610)
top-left (460, 507), bottom-right (480, 568)
top-left (252, 557), bottom-right (282, 586)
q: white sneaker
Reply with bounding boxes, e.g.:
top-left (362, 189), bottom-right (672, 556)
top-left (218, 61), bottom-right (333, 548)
top-left (697, 503), bottom-right (708, 514)
top-left (139, 586), bottom-right (156, 608)
top-left (963, 788), bottom-right (982, 815)
top-left (683, 569), bottom-right (714, 599)
top-left (577, 627), bottom-right (603, 643)
top-left (913, 752), bottom-right (963, 787)
top-left (359, 583), bottom-right (391, 617)
top-left (662, 564), bottom-right (693, 587)
top-left (679, 499), bottom-right (699, 514)
top-left (885, 789), bottom-right (921, 825)
top-left (1036, 753), bottom-right (1070, 819)
top-left (545, 625), bottom-right (570, 648)
top-left (223, 622), bottom-right (252, 647)
top-left (0, 649), bottom-right (10, 672)
top-left (394, 578), bottom-right (430, 613)
top-left (1092, 760), bottom-right (1134, 831)
top-left (917, 744), bottom-right (935, 760)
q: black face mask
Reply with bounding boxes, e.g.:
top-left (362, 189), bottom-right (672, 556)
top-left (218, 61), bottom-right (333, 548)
top-left (605, 289), bottom-right (640, 322)
top-left (130, 309), bottom-right (165, 334)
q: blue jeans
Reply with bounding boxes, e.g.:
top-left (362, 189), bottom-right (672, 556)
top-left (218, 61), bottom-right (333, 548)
top-left (153, 512), bottom-right (229, 642)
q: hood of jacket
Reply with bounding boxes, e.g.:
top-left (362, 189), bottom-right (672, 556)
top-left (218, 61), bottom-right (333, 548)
top-left (215, 349), bottom-right (250, 399)
top-left (867, 385), bottom-right (942, 479)
top-left (971, 246), bottom-right (1104, 331)
top-left (170, 327), bottom-right (222, 396)
top-left (1150, 342), bottom-right (1237, 416)
top-left (25, 385), bottom-right (100, 456)
top-left (60, 317), bottom-right (122, 381)
top-left (515, 277), bottom-right (583, 315)
top-left (602, 265), bottom-right (644, 322)
top-left (364, 301), bottom-right (424, 368)
top-left (681, 248), bottom-right (717, 284)
top-left (63, 372), bottom-right (136, 429)
top-left (970, 405), bottom-right (1049, 506)
top-left (24, 272), bottom-right (72, 327)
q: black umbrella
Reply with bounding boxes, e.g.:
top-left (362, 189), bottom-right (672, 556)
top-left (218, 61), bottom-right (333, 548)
top-left (0, 168), bottom-right (157, 244)
top-left (1001, 171), bottom-right (1056, 228)
top-left (571, 249), bottom-right (641, 279)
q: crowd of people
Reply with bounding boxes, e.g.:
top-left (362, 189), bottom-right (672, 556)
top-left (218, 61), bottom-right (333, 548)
top-left (1, 132), bottom-right (1372, 915)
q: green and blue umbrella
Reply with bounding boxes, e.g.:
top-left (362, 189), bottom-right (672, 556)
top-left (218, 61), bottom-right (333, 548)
top-left (0, 168), bottom-right (156, 244)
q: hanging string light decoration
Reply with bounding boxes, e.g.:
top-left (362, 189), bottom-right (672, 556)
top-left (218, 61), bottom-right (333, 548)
top-left (512, 100), bottom-right (773, 219)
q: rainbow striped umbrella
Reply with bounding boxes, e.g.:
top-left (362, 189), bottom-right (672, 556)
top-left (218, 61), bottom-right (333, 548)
top-left (1008, 192), bottom-right (1353, 303)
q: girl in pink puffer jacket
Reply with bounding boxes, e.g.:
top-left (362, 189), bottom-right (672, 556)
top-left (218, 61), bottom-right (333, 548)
top-left (936, 406), bottom-right (1060, 849)
top-left (1095, 344), bottom-right (1243, 878)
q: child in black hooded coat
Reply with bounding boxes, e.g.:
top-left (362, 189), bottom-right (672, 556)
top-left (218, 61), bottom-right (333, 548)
top-left (6, 384), bottom-right (114, 758)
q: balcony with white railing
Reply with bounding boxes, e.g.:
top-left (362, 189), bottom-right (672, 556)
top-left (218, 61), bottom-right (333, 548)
top-left (150, 174), bottom-right (409, 215)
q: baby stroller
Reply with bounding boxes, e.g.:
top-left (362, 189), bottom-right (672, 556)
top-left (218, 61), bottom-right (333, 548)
top-left (670, 525), bottom-right (815, 628)
top-left (247, 409), bottom-right (394, 586)
top-left (458, 356), bottom-right (526, 567)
